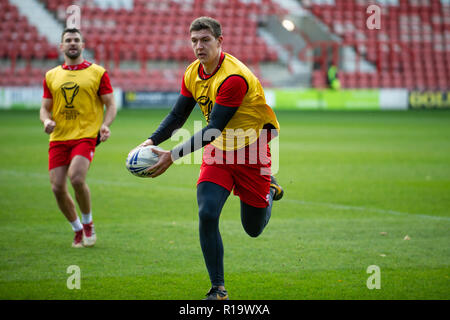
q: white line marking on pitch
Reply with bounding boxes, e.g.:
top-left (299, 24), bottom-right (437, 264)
top-left (2, 169), bottom-right (449, 221)
top-left (285, 199), bottom-right (450, 221)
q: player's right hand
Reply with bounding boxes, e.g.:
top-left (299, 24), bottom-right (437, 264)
top-left (129, 139), bottom-right (154, 155)
top-left (43, 119), bottom-right (56, 134)
top-left (139, 138), bottom-right (154, 148)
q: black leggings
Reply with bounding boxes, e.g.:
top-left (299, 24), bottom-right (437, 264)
top-left (197, 181), bottom-right (274, 287)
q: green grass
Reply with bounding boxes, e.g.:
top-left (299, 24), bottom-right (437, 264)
top-left (0, 109), bottom-right (449, 300)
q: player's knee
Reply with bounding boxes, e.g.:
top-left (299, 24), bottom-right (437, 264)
top-left (198, 200), bottom-right (220, 225)
top-left (69, 174), bottom-right (86, 189)
top-left (199, 208), bottom-right (217, 224)
top-left (243, 225), bottom-right (263, 238)
top-left (51, 183), bottom-right (66, 196)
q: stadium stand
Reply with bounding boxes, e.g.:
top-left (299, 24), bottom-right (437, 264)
top-left (1, 0), bottom-right (449, 90)
top-left (2, 0), bottom-right (283, 90)
top-left (303, 0), bottom-right (450, 89)
top-left (0, 0), bottom-right (59, 86)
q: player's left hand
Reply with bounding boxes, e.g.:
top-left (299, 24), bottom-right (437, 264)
top-left (146, 148), bottom-right (174, 178)
top-left (99, 124), bottom-right (111, 142)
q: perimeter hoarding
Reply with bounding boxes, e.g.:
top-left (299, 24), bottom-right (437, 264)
top-left (408, 91), bottom-right (450, 109)
top-left (123, 91), bottom-right (178, 108)
top-left (267, 89), bottom-right (408, 110)
top-left (0, 87), bottom-right (418, 111)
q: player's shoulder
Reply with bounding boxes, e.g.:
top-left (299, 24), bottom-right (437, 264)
top-left (89, 62), bottom-right (106, 71)
top-left (185, 59), bottom-right (201, 76)
top-left (88, 62), bottom-right (107, 75)
top-left (223, 53), bottom-right (252, 74)
top-left (222, 53), bottom-right (257, 83)
top-left (184, 59), bottom-right (202, 88)
top-left (223, 53), bottom-right (246, 67)
top-left (45, 65), bottom-right (62, 78)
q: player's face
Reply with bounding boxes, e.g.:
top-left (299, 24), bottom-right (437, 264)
top-left (191, 29), bottom-right (222, 66)
top-left (60, 32), bottom-right (84, 60)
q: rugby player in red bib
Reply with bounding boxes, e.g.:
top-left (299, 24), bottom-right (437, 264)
top-left (40, 28), bottom-right (117, 248)
top-left (136, 17), bottom-right (284, 300)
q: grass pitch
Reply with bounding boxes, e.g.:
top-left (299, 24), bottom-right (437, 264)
top-left (0, 108), bottom-right (449, 300)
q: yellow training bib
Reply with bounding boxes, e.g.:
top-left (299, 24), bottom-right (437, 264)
top-left (45, 63), bottom-right (105, 141)
top-left (184, 53), bottom-right (279, 151)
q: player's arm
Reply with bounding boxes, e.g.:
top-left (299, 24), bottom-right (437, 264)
top-left (140, 94), bottom-right (197, 147)
top-left (40, 79), bottom-right (55, 134)
top-left (40, 98), bottom-right (55, 134)
top-left (148, 75), bottom-right (247, 178)
top-left (148, 102), bottom-right (237, 178)
top-left (97, 72), bottom-right (117, 142)
top-left (99, 93), bottom-right (117, 142)
top-left (170, 75), bottom-right (247, 161)
top-left (170, 103), bottom-right (238, 160)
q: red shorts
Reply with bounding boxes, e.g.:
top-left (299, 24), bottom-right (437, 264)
top-left (48, 138), bottom-right (96, 170)
top-left (197, 142), bottom-right (272, 208)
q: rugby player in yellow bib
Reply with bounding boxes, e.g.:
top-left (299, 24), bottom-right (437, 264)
top-left (136, 17), bottom-right (284, 300)
top-left (40, 28), bottom-right (117, 248)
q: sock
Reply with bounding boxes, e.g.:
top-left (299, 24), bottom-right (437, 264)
top-left (81, 212), bottom-right (92, 224)
top-left (70, 218), bottom-right (83, 232)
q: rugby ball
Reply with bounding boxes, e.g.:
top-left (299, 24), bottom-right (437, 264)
top-left (126, 145), bottom-right (162, 177)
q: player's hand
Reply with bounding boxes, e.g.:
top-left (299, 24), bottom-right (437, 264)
top-left (147, 148), bottom-right (173, 178)
top-left (99, 124), bottom-right (111, 142)
top-left (43, 119), bottom-right (56, 134)
top-left (139, 138), bottom-right (154, 147)
top-left (128, 139), bottom-right (154, 158)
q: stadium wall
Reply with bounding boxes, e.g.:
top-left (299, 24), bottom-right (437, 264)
top-left (266, 89), bottom-right (409, 110)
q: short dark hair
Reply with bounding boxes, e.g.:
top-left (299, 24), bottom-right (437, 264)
top-left (189, 17), bottom-right (222, 38)
top-left (61, 28), bottom-right (83, 42)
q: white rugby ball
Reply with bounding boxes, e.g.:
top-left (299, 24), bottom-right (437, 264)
top-left (126, 145), bottom-right (162, 177)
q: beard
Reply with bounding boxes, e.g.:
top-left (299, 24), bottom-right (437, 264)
top-left (65, 48), bottom-right (81, 59)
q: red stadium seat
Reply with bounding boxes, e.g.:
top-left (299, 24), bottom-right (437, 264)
top-left (312, 70), bottom-right (327, 89)
top-left (306, 0), bottom-right (449, 90)
top-left (6, 0), bottom-right (447, 90)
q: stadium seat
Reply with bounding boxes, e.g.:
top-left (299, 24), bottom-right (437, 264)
top-left (5, 0), bottom-right (448, 90)
top-left (31, 0), bottom-right (285, 89)
top-left (307, 0), bottom-right (450, 89)
top-left (0, 1), bottom-right (59, 79)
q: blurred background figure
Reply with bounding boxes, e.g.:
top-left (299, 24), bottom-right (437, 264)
top-left (327, 62), bottom-right (340, 90)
